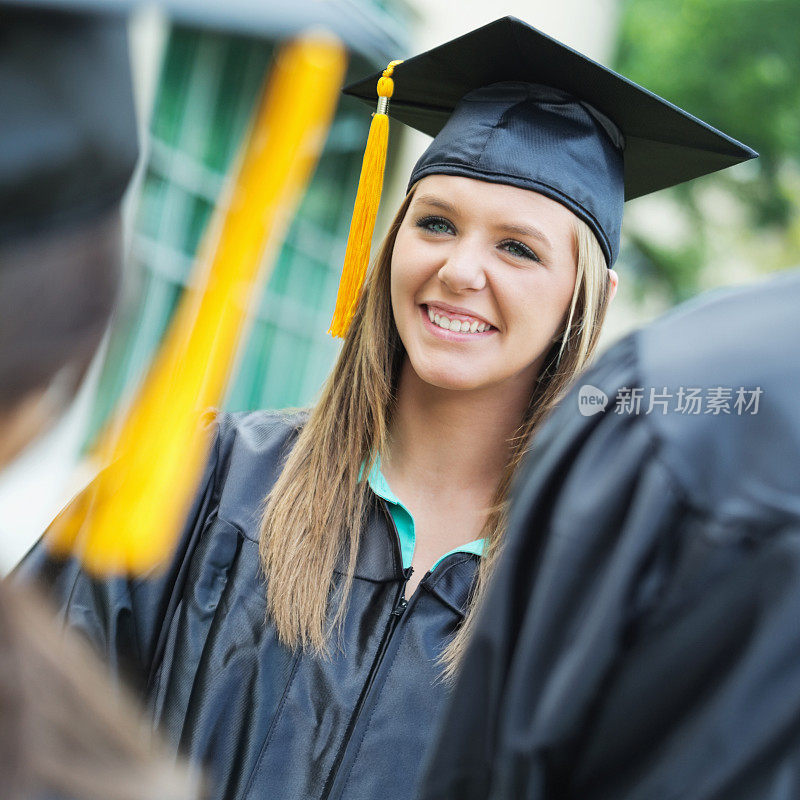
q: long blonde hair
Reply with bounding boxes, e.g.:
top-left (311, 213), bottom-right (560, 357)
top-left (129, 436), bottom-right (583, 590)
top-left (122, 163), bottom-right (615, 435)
top-left (260, 183), bottom-right (613, 679)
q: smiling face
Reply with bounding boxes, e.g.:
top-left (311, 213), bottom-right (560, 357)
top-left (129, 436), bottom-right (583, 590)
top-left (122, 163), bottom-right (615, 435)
top-left (390, 174), bottom-right (580, 398)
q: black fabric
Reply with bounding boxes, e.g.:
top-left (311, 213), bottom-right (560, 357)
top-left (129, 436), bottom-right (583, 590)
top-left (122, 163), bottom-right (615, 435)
top-left (344, 16), bottom-right (757, 266)
top-left (13, 410), bottom-right (480, 800)
top-left (0, 6), bottom-right (138, 244)
top-left (418, 268), bottom-right (800, 800)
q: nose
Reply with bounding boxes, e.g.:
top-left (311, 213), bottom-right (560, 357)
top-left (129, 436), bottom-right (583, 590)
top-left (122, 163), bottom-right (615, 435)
top-left (437, 240), bottom-right (487, 293)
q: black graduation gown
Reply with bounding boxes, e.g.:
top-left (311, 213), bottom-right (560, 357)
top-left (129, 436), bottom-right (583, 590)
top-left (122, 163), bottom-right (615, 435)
top-left (14, 410), bottom-right (480, 800)
top-left (418, 269), bottom-right (800, 800)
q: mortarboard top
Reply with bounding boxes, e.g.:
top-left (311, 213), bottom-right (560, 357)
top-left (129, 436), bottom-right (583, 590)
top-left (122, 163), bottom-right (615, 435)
top-left (340, 16), bottom-right (758, 271)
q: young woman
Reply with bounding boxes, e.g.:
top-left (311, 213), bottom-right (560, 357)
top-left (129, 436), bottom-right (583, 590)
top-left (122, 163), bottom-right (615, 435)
top-left (16, 17), bottom-right (755, 800)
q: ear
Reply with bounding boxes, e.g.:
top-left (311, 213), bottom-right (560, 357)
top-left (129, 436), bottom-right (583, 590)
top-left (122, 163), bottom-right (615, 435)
top-left (607, 268), bottom-right (619, 304)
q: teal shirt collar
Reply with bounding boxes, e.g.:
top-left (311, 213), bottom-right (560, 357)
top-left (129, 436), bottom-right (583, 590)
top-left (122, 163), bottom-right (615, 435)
top-left (362, 453), bottom-right (485, 572)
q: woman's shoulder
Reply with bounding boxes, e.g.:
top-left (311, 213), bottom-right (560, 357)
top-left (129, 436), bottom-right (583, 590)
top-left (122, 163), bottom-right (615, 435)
top-left (210, 407), bottom-right (310, 540)
top-left (215, 407), bottom-right (310, 454)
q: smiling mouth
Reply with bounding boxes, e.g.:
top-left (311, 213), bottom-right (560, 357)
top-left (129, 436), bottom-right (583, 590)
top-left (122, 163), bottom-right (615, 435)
top-left (421, 304), bottom-right (497, 336)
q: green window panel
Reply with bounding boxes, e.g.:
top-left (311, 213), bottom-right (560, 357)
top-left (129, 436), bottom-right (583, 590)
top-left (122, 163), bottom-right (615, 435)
top-left (85, 24), bottom-right (392, 447)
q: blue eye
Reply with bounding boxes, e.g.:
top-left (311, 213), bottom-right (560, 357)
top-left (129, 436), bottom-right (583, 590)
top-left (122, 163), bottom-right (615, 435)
top-left (415, 215), bottom-right (454, 235)
top-left (414, 216), bottom-right (540, 263)
top-left (500, 240), bottom-right (540, 262)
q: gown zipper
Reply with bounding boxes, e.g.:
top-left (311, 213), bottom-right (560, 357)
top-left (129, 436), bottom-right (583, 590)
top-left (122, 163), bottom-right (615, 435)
top-left (319, 499), bottom-right (415, 800)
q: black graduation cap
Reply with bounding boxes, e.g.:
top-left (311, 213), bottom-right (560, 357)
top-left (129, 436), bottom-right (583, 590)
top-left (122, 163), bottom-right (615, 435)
top-left (341, 15), bottom-right (758, 269)
top-left (0, 5), bottom-right (139, 244)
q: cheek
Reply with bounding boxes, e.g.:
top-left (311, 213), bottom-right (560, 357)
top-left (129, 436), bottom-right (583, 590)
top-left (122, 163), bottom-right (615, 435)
top-left (390, 232), bottom-right (435, 307)
top-left (500, 271), bottom-right (576, 337)
top-left (389, 249), bottom-right (408, 314)
top-left (389, 246), bottom-right (417, 331)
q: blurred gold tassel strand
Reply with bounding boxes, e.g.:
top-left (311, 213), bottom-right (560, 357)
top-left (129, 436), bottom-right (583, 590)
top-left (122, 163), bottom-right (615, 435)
top-left (46, 31), bottom-right (347, 574)
top-left (328, 59), bottom-right (403, 338)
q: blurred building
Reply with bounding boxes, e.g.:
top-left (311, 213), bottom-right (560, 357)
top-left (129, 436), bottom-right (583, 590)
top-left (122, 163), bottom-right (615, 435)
top-left (85, 22), bottom-right (402, 443)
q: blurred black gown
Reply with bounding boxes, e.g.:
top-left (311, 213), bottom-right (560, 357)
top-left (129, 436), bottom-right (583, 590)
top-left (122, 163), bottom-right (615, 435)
top-left (14, 410), bottom-right (481, 800)
top-left (418, 269), bottom-right (800, 800)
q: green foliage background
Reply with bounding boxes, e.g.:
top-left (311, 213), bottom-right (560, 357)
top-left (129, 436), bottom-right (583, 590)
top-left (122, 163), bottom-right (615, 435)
top-left (614, 0), bottom-right (800, 300)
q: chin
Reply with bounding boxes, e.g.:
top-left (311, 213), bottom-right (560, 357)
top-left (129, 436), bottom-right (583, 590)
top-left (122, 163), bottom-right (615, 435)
top-left (408, 351), bottom-right (490, 392)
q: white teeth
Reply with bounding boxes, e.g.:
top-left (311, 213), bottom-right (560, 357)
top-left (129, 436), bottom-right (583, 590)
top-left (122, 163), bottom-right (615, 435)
top-left (426, 306), bottom-right (492, 334)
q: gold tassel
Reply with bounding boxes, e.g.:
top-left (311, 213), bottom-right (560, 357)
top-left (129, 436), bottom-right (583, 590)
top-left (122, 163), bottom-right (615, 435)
top-left (45, 33), bottom-right (347, 574)
top-left (328, 59), bottom-right (403, 338)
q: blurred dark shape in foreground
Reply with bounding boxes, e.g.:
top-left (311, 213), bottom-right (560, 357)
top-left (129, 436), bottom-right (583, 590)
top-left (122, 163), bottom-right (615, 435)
top-left (0, 6), bottom-right (198, 799)
top-left (419, 267), bottom-right (800, 800)
top-left (0, 5), bottom-right (137, 459)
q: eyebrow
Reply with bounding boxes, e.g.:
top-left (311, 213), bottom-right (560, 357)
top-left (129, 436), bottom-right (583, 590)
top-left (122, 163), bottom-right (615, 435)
top-left (413, 193), bottom-right (553, 250)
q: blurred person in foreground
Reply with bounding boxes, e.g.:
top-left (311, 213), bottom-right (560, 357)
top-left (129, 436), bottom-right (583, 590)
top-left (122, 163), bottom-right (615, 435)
top-left (418, 266), bottom-right (800, 800)
top-left (0, 7), bottom-right (198, 799)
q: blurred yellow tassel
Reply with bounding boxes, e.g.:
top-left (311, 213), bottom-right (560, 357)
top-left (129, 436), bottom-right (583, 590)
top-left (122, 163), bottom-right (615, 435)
top-left (328, 59), bottom-right (403, 338)
top-left (46, 32), bottom-right (347, 574)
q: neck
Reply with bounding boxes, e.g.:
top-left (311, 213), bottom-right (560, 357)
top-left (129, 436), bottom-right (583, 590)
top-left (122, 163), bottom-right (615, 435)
top-left (383, 357), bottom-right (534, 496)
